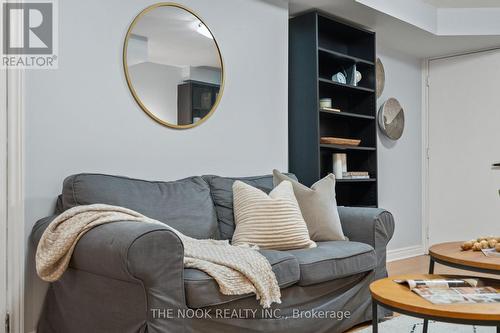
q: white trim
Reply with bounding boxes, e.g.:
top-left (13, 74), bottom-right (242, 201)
top-left (6, 67), bottom-right (25, 333)
top-left (421, 58), bottom-right (430, 254)
top-left (387, 245), bottom-right (425, 262)
top-left (0, 67), bottom-right (7, 333)
top-left (5, 0), bottom-right (26, 330)
top-left (6, 66), bottom-right (25, 333)
top-left (0, 7), bottom-right (8, 333)
top-left (428, 45), bottom-right (500, 61)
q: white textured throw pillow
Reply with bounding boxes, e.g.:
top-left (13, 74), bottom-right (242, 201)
top-left (273, 170), bottom-right (346, 241)
top-left (232, 180), bottom-right (316, 250)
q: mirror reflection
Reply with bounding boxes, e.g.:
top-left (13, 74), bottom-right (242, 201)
top-left (124, 4), bottom-right (223, 128)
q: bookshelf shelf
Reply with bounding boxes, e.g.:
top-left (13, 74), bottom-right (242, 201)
top-left (336, 178), bottom-right (376, 183)
top-left (318, 47), bottom-right (374, 66)
top-left (320, 144), bottom-right (376, 151)
top-left (318, 78), bottom-right (375, 93)
top-left (320, 109), bottom-right (375, 120)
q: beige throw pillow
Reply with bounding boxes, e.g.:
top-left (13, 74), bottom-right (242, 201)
top-left (232, 180), bottom-right (316, 250)
top-left (273, 170), bottom-right (346, 241)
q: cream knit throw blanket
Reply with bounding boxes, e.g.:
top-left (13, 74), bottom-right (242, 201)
top-left (36, 204), bottom-right (281, 308)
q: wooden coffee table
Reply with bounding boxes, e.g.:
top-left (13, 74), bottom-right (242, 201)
top-left (370, 274), bottom-right (500, 333)
top-left (429, 241), bottom-right (500, 275)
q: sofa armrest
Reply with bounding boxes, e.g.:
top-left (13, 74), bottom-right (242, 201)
top-left (31, 215), bottom-right (187, 332)
top-left (337, 207), bottom-right (395, 279)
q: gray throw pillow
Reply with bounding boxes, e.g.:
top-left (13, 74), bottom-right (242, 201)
top-left (273, 170), bottom-right (346, 241)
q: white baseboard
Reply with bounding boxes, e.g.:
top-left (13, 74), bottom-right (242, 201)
top-left (387, 245), bottom-right (425, 262)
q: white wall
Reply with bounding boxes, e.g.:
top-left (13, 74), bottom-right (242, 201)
top-left (376, 44), bottom-right (423, 254)
top-left (128, 62), bottom-right (183, 123)
top-left (24, 0), bottom-right (288, 331)
top-left (22, 1), bottom-right (426, 328)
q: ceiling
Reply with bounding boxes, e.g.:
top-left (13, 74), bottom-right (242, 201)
top-left (423, 0), bottom-right (500, 8)
top-left (130, 6), bottom-right (221, 68)
top-left (288, 0), bottom-right (500, 58)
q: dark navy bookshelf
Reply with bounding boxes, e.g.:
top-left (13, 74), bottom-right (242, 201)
top-left (289, 11), bottom-right (378, 207)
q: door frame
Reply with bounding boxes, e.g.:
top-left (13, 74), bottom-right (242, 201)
top-left (422, 46), bottom-right (500, 252)
top-left (2, 71), bottom-right (25, 333)
top-left (2, 0), bottom-right (26, 331)
top-left (421, 58), bottom-right (430, 253)
top-left (0, 67), bottom-right (7, 333)
top-left (6, 66), bottom-right (25, 333)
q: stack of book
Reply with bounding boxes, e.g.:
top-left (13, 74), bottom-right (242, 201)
top-left (342, 171), bottom-right (370, 179)
top-left (332, 153), bottom-right (370, 180)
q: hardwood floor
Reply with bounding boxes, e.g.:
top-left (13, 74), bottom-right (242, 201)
top-left (388, 254), bottom-right (498, 278)
top-left (345, 254), bottom-right (499, 332)
top-left (388, 254), bottom-right (431, 275)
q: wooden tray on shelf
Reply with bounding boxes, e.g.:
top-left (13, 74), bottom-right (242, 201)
top-left (320, 137), bottom-right (361, 146)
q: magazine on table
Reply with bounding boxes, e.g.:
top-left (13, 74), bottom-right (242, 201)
top-left (394, 278), bottom-right (500, 304)
top-left (482, 248), bottom-right (500, 258)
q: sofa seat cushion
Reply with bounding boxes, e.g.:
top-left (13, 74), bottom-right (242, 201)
top-left (184, 249), bottom-right (300, 308)
top-left (287, 241), bottom-right (376, 286)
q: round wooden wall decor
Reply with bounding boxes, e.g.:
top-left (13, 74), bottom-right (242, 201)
top-left (376, 58), bottom-right (385, 99)
top-left (378, 97), bottom-right (404, 140)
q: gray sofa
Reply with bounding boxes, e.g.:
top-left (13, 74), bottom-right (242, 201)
top-left (31, 173), bottom-right (395, 333)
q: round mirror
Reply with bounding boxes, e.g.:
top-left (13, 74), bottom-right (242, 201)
top-left (124, 3), bottom-right (224, 129)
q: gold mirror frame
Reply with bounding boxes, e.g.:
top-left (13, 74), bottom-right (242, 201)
top-left (123, 2), bottom-right (225, 129)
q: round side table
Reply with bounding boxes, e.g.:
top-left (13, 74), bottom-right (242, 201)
top-left (370, 274), bottom-right (500, 333)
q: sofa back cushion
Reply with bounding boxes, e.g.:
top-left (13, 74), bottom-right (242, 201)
top-left (202, 174), bottom-right (297, 240)
top-left (62, 173), bottom-right (219, 239)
